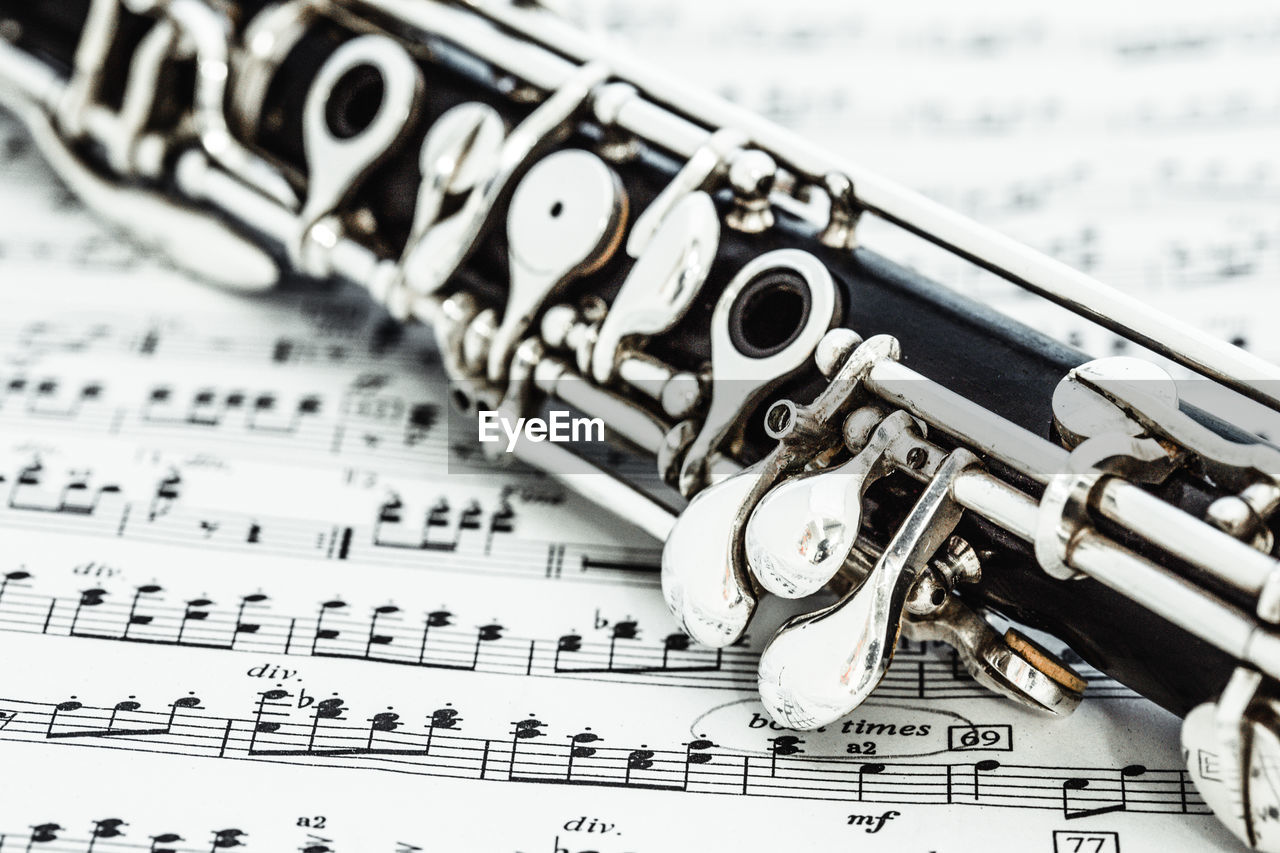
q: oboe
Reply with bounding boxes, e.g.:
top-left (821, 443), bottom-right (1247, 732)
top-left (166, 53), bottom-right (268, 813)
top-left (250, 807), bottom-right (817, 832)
top-left (2, 0), bottom-right (1279, 847)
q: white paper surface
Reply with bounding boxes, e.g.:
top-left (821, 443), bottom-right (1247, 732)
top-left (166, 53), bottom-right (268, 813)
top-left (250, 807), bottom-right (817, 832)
top-left (1, 1), bottom-right (1277, 849)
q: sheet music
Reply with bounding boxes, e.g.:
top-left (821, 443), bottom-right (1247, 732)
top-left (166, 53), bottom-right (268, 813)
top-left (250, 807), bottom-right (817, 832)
top-left (1, 2), bottom-right (1275, 849)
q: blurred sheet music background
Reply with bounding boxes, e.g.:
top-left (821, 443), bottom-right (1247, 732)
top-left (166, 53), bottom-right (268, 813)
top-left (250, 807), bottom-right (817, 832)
top-left (0, 1), bottom-right (1275, 850)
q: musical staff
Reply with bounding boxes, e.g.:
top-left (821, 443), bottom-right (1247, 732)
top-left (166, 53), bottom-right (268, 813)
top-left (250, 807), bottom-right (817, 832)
top-left (0, 464), bottom-right (661, 587)
top-left (0, 370), bottom-right (449, 474)
top-left (0, 571), bottom-right (1135, 699)
top-left (0, 817), bottom-right (423, 852)
top-left (0, 821), bottom-right (256, 853)
top-left (0, 689), bottom-right (1212, 820)
top-left (0, 312), bottom-right (436, 371)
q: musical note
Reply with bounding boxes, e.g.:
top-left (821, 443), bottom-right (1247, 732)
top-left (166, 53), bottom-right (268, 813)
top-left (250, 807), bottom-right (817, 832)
top-left (424, 705), bottom-right (461, 755)
top-left (0, 569), bottom-right (30, 605)
top-left (247, 689), bottom-right (291, 755)
top-left (306, 696), bottom-right (348, 753)
top-left (856, 763), bottom-right (887, 801)
top-left (121, 585), bottom-right (163, 640)
top-left (624, 746), bottom-right (656, 786)
top-left (233, 594), bottom-right (269, 643)
top-left (7, 459), bottom-right (42, 509)
top-left (566, 730), bottom-right (602, 779)
top-left (403, 404), bottom-right (437, 447)
top-left (44, 695), bottom-right (171, 740)
top-left (768, 734), bottom-right (804, 777)
top-left (364, 604), bottom-right (399, 657)
top-left (86, 818), bottom-right (126, 852)
top-left (1061, 764), bottom-right (1150, 820)
top-left (311, 600), bottom-right (348, 655)
top-left (366, 493), bottom-right (524, 556)
top-left (683, 737), bottom-right (715, 791)
top-left (366, 708), bottom-right (402, 752)
top-left (68, 588), bottom-right (108, 638)
top-left (486, 500), bottom-right (515, 554)
top-left (148, 471), bottom-right (181, 522)
top-left (210, 829), bottom-right (248, 850)
top-left (973, 759), bottom-right (1001, 802)
top-left (508, 716), bottom-right (549, 783)
top-left (1062, 777), bottom-right (1112, 819)
top-left (176, 598), bottom-right (215, 646)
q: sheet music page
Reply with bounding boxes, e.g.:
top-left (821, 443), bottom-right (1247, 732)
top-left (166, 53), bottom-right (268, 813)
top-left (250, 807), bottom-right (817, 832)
top-left (0, 1), bottom-right (1276, 850)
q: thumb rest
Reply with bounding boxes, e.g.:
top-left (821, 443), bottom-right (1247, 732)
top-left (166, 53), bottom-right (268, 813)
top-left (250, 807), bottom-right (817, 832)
top-left (2, 0), bottom-right (1280, 846)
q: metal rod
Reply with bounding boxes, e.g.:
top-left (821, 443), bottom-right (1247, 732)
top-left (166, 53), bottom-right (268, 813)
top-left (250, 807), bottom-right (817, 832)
top-left (1096, 479), bottom-right (1277, 597)
top-left (866, 359), bottom-right (1068, 484)
top-left (952, 470), bottom-right (1039, 539)
top-left (510, 437), bottom-right (676, 541)
top-left (0, 41), bottom-right (64, 110)
top-left (531, 357), bottom-right (670, 455)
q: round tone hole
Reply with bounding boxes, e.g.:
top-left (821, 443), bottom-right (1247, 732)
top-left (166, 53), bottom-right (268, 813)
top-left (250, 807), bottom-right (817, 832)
top-left (324, 64), bottom-right (385, 140)
top-left (728, 268), bottom-right (813, 359)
